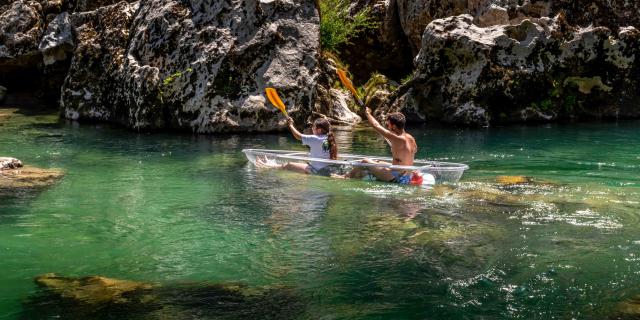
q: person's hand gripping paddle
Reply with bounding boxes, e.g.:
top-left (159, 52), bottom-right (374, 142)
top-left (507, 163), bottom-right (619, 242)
top-left (337, 69), bottom-right (364, 108)
top-left (265, 88), bottom-right (288, 117)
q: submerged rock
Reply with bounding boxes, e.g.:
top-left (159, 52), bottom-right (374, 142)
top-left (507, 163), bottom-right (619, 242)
top-left (496, 175), bottom-right (533, 185)
top-left (35, 273), bottom-right (155, 305)
top-left (388, 14), bottom-right (640, 125)
top-left (25, 273), bottom-right (306, 319)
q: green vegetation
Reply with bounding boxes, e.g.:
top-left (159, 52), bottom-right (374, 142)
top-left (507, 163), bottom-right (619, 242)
top-left (163, 68), bottom-right (193, 86)
top-left (158, 68), bottom-right (193, 103)
top-left (540, 99), bottom-right (553, 111)
top-left (319, 0), bottom-right (377, 54)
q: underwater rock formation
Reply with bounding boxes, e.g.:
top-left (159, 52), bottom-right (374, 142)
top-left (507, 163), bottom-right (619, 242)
top-left (24, 273), bottom-right (306, 319)
top-left (387, 14), bottom-right (640, 126)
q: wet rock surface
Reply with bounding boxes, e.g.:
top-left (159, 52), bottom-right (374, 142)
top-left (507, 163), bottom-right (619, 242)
top-left (23, 273), bottom-right (307, 319)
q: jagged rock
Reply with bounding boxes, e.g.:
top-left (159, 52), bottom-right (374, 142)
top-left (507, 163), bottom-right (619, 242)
top-left (60, 0), bottom-right (321, 133)
top-left (396, 0), bottom-right (471, 53)
top-left (388, 14), bottom-right (640, 126)
top-left (324, 88), bottom-right (361, 124)
top-left (59, 1), bottom-right (135, 124)
top-left (26, 273), bottom-right (306, 319)
top-left (0, 0), bottom-right (44, 62)
top-left (313, 56), bottom-right (360, 125)
top-left (476, 3), bottom-right (509, 27)
top-left (550, 0), bottom-right (640, 29)
top-left (69, 0), bottom-right (130, 12)
top-left (0, 157), bottom-right (22, 169)
top-left (38, 11), bottom-right (72, 65)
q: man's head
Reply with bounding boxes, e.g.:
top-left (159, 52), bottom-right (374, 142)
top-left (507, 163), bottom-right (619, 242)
top-left (386, 112), bottom-right (406, 132)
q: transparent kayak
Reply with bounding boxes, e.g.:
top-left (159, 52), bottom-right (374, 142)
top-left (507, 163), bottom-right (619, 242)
top-left (242, 149), bottom-right (469, 185)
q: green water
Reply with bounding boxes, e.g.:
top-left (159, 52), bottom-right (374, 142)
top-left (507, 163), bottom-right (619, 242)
top-left (1, 108), bottom-right (640, 319)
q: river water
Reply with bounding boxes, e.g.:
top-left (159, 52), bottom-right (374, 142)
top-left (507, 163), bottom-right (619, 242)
top-left (1, 108), bottom-right (640, 319)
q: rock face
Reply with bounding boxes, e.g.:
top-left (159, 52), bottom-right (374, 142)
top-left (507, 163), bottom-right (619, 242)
top-left (60, 0), bottom-right (321, 132)
top-left (387, 14), bottom-right (640, 126)
top-left (0, 0), bottom-right (44, 65)
top-left (550, 0), bottom-right (640, 29)
top-left (344, 0), bottom-right (640, 81)
top-left (340, 0), bottom-right (414, 80)
top-left (313, 57), bottom-right (361, 125)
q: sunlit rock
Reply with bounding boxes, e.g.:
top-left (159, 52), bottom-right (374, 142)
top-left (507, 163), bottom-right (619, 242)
top-left (0, 0), bottom-right (44, 61)
top-left (476, 4), bottom-right (509, 27)
top-left (0, 164), bottom-right (64, 195)
top-left (388, 14), bottom-right (640, 125)
top-left (60, 0), bottom-right (321, 133)
top-left (0, 157), bottom-right (23, 169)
top-left (38, 11), bottom-right (73, 65)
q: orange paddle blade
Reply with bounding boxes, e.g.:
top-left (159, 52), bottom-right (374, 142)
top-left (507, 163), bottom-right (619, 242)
top-left (336, 69), bottom-right (364, 107)
top-left (265, 88), bottom-right (288, 117)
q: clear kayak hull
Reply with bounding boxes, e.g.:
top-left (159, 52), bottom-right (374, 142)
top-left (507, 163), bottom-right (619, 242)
top-left (242, 149), bottom-right (468, 185)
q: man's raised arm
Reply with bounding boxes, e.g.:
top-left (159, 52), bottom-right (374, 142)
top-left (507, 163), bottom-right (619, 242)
top-left (365, 107), bottom-right (401, 141)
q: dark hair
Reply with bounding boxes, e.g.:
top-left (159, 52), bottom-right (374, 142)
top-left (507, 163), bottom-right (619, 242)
top-left (386, 112), bottom-right (406, 131)
top-left (313, 118), bottom-right (338, 160)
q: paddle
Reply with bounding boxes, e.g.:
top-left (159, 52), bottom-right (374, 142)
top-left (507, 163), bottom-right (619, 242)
top-left (265, 87), bottom-right (288, 117)
top-left (337, 69), bottom-right (364, 108)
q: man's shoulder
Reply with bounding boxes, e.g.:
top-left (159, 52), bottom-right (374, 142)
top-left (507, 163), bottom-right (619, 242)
top-left (402, 133), bottom-right (416, 141)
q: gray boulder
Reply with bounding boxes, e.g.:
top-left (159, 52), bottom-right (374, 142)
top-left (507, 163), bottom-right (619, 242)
top-left (0, 0), bottom-right (44, 62)
top-left (387, 14), bottom-right (640, 126)
top-left (61, 0), bottom-right (321, 132)
top-left (38, 11), bottom-right (72, 65)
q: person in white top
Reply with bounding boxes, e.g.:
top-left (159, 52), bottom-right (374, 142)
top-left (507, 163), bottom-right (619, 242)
top-left (258, 117), bottom-right (338, 176)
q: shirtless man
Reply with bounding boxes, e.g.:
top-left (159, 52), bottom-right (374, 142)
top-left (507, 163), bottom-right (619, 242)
top-left (347, 107), bottom-right (417, 184)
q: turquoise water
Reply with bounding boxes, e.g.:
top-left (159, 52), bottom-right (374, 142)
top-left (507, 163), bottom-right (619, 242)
top-left (1, 108), bottom-right (640, 319)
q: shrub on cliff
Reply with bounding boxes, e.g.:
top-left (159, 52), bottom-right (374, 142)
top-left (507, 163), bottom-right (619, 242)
top-left (319, 0), bottom-right (376, 54)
